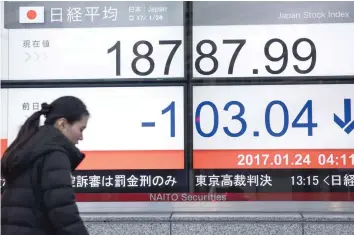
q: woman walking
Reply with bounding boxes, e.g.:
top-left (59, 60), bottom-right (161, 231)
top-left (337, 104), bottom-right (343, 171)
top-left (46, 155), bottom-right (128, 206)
top-left (1, 96), bottom-right (90, 235)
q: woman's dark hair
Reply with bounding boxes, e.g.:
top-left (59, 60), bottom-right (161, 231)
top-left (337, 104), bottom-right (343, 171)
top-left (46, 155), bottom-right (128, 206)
top-left (1, 96), bottom-right (89, 178)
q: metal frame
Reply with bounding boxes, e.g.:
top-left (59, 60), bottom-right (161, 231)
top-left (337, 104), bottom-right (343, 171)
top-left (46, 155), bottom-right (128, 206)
top-left (2, 1), bottom-right (354, 213)
top-left (78, 201), bottom-right (354, 213)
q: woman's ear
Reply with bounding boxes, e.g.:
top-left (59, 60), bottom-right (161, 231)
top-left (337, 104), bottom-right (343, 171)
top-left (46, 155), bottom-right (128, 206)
top-left (54, 117), bottom-right (68, 131)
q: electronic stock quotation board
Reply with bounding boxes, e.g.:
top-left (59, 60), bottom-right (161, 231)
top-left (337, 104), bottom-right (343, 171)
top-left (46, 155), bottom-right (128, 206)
top-left (1, 1), bottom-right (354, 202)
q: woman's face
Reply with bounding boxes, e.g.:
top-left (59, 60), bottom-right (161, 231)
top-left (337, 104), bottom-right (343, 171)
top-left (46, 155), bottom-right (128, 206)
top-left (56, 115), bottom-right (89, 145)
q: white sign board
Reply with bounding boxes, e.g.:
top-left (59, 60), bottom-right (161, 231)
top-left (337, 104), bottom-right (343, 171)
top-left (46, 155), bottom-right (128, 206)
top-left (193, 2), bottom-right (354, 78)
top-left (4, 1), bottom-right (184, 80)
top-left (193, 84), bottom-right (354, 169)
top-left (7, 86), bottom-right (184, 170)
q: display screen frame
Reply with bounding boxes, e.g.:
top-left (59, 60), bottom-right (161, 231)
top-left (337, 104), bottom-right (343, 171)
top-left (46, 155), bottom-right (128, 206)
top-left (1, 1), bottom-right (354, 213)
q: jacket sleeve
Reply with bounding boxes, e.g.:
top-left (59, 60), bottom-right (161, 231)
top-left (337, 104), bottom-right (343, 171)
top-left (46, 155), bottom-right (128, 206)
top-left (41, 151), bottom-right (89, 235)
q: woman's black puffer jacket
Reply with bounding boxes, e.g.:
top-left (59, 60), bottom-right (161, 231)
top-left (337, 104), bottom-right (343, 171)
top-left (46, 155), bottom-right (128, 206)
top-left (1, 125), bottom-right (89, 235)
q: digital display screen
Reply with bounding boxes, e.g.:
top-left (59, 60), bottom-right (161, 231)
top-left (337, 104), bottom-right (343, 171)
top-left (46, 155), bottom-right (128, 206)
top-left (192, 2), bottom-right (354, 78)
top-left (193, 84), bottom-right (354, 169)
top-left (3, 1), bottom-right (184, 80)
top-left (192, 84), bottom-right (354, 196)
top-left (1, 87), bottom-right (187, 193)
top-left (1, 1), bottom-right (354, 202)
